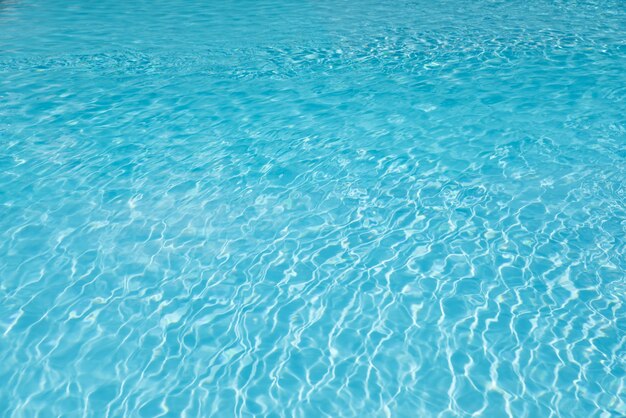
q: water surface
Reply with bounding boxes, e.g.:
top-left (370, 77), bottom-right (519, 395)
top-left (1, 0), bottom-right (625, 416)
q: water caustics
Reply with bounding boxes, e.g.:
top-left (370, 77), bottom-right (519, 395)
top-left (0, 0), bottom-right (625, 417)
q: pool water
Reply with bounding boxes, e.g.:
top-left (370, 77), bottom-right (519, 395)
top-left (1, 0), bottom-right (625, 416)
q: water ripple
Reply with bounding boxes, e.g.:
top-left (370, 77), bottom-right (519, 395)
top-left (1, 0), bottom-right (625, 417)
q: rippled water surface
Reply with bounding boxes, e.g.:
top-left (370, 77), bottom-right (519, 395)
top-left (1, 0), bottom-right (625, 416)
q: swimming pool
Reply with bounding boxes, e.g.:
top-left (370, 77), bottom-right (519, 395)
top-left (1, 0), bottom-right (625, 416)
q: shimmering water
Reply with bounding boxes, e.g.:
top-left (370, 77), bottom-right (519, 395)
top-left (1, 0), bottom-right (625, 416)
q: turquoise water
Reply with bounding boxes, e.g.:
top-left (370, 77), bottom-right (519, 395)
top-left (1, 0), bottom-right (625, 416)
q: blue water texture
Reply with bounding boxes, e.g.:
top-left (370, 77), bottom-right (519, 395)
top-left (1, 0), bottom-right (625, 417)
